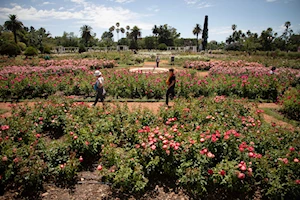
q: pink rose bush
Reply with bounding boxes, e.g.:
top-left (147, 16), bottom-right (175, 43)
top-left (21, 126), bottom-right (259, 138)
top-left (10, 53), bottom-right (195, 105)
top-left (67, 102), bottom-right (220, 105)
top-left (0, 96), bottom-right (299, 198)
top-left (1, 60), bottom-right (299, 102)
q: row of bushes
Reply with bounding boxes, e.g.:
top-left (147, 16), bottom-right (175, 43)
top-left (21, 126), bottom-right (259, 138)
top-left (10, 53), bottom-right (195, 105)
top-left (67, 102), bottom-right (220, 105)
top-left (0, 41), bottom-right (50, 57)
top-left (1, 97), bottom-right (299, 198)
top-left (279, 86), bottom-right (300, 121)
top-left (1, 68), bottom-right (299, 102)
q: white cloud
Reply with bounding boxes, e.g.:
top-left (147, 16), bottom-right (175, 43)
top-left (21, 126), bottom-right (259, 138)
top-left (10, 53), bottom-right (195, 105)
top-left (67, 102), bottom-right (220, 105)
top-left (147, 6), bottom-right (160, 13)
top-left (42, 1), bottom-right (55, 5)
top-left (114, 0), bottom-right (135, 3)
top-left (184, 0), bottom-right (213, 9)
top-left (185, 0), bottom-right (198, 4)
top-left (70, 0), bottom-right (86, 4)
top-left (0, 2), bottom-right (153, 30)
top-left (210, 26), bottom-right (233, 35)
top-left (197, 2), bottom-right (212, 8)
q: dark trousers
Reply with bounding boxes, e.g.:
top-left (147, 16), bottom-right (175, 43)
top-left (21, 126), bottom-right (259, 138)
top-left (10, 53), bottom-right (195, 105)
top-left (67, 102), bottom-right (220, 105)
top-left (156, 62), bottom-right (159, 67)
top-left (93, 87), bottom-right (105, 106)
top-left (166, 87), bottom-right (175, 105)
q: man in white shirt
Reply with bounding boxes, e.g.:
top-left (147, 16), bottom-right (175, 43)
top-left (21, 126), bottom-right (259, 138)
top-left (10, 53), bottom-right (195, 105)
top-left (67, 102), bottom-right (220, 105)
top-left (93, 70), bottom-right (106, 107)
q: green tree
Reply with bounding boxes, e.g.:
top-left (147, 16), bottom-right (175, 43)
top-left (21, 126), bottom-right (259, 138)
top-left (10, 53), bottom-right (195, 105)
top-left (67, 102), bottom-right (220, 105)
top-left (4, 14), bottom-right (24, 43)
top-left (126, 25), bottom-right (130, 36)
top-left (80, 25), bottom-right (93, 46)
top-left (101, 31), bottom-right (114, 47)
top-left (129, 26), bottom-right (141, 49)
top-left (58, 32), bottom-right (79, 47)
top-left (116, 22), bottom-right (120, 41)
top-left (259, 28), bottom-right (277, 51)
top-left (201, 15), bottom-right (208, 50)
top-left (232, 24), bottom-right (237, 32)
top-left (155, 24), bottom-right (180, 46)
top-left (193, 24), bottom-right (202, 52)
top-left (281, 21), bottom-right (293, 42)
top-left (109, 26), bottom-right (115, 33)
top-left (243, 30), bottom-right (261, 53)
top-left (144, 36), bottom-right (156, 50)
top-left (152, 25), bottom-right (159, 48)
top-left (120, 27), bottom-right (125, 38)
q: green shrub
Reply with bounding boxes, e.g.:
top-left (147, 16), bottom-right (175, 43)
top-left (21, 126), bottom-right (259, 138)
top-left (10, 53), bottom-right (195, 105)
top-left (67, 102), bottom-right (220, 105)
top-left (24, 46), bottom-right (38, 57)
top-left (280, 87), bottom-right (300, 121)
top-left (78, 44), bottom-right (86, 53)
top-left (158, 43), bottom-right (167, 50)
top-left (0, 97), bottom-right (299, 198)
top-left (0, 41), bottom-right (21, 57)
top-left (43, 45), bottom-right (52, 54)
top-left (17, 42), bottom-right (27, 51)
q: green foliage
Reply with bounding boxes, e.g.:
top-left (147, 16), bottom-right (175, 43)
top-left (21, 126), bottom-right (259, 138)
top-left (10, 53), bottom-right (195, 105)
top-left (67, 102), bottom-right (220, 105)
top-left (144, 36), bottom-right (156, 50)
top-left (17, 42), bottom-right (26, 51)
top-left (0, 41), bottom-right (21, 57)
top-left (155, 24), bottom-right (180, 46)
top-left (279, 87), bottom-right (300, 121)
top-left (78, 44), bottom-right (86, 53)
top-left (24, 46), bottom-right (38, 56)
top-left (202, 15), bottom-right (208, 51)
top-left (0, 97), bottom-right (299, 198)
top-left (158, 43), bottom-right (167, 50)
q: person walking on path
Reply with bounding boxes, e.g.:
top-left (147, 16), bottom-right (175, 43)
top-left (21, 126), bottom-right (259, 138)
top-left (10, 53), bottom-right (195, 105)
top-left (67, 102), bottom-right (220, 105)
top-left (156, 55), bottom-right (160, 68)
top-left (93, 70), bottom-right (106, 107)
top-left (166, 68), bottom-right (176, 106)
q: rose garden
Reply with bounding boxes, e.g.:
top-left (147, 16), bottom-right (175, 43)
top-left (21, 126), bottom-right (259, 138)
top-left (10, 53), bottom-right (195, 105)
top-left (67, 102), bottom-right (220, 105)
top-left (0, 50), bottom-right (299, 199)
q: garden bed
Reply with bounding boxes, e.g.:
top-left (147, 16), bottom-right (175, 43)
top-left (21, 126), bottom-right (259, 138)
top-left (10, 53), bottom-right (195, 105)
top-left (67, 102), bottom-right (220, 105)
top-left (0, 97), bottom-right (299, 199)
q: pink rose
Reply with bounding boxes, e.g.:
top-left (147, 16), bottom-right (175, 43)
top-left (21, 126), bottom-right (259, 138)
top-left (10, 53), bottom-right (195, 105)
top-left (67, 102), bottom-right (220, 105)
top-left (238, 172), bottom-right (245, 179)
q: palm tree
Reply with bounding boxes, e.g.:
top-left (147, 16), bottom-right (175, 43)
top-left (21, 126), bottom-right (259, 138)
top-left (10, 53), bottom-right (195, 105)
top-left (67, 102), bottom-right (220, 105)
top-left (116, 22), bottom-right (120, 41)
top-left (193, 24), bottom-right (202, 52)
top-left (120, 27), bottom-right (125, 38)
top-left (232, 24), bottom-right (237, 32)
top-left (109, 26), bottom-right (115, 33)
top-left (129, 26), bottom-right (141, 49)
top-left (126, 25), bottom-right (130, 36)
top-left (130, 26), bottom-right (141, 41)
top-left (125, 25), bottom-right (130, 44)
top-left (283, 21), bottom-right (293, 39)
top-left (4, 14), bottom-right (24, 43)
top-left (152, 25), bottom-right (159, 49)
top-left (80, 25), bottom-right (92, 46)
top-left (152, 25), bottom-right (159, 36)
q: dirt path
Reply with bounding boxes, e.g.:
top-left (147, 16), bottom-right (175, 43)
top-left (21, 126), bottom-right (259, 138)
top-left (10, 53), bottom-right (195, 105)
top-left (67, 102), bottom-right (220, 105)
top-left (258, 103), bottom-right (280, 109)
top-left (0, 102), bottom-right (172, 118)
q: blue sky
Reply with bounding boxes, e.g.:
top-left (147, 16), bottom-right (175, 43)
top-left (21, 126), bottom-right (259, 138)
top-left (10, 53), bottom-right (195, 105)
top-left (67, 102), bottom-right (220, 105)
top-left (0, 0), bottom-right (299, 42)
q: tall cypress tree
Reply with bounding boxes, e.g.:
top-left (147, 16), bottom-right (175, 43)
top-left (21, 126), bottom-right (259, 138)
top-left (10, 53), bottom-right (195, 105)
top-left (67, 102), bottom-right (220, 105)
top-left (202, 15), bottom-right (208, 51)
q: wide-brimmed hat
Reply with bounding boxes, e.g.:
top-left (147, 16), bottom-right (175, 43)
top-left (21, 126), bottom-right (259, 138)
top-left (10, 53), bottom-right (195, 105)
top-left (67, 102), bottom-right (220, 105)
top-left (94, 70), bottom-right (102, 76)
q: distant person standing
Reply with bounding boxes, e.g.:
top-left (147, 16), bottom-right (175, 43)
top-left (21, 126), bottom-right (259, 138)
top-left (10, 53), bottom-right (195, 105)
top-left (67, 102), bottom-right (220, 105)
top-left (269, 66), bottom-right (276, 75)
top-left (156, 55), bottom-right (160, 68)
top-left (166, 68), bottom-right (176, 106)
top-left (171, 54), bottom-right (175, 65)
top-left (93, 70), bottom-right (106, 107)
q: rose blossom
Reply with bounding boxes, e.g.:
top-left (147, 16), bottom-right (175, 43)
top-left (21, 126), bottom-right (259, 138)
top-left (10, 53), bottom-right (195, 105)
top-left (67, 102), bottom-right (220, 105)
top-left (219, 170), bottom-right (226, 176)
top-left (97, 165), bottom-right (103, 171)
top-left (238, 172), bottom-right (245, 179)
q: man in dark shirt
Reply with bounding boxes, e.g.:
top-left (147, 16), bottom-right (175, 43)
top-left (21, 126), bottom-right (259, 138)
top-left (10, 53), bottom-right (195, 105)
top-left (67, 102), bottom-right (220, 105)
top-left (166, 68), bottom-right (176, 106)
